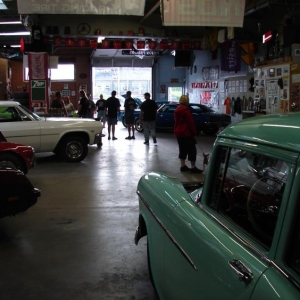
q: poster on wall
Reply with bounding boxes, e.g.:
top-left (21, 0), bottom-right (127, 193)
top-left (200, 90), bottom-right (220, 108)
top-left (220, 41), bottom-right (241, 72)
top-left (266, 79), bottom-right (280, 113)
top-left (202, 66), bottom-right (219, 81)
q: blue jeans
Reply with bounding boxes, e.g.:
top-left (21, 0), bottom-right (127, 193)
top-left (143, 120), bottom-right (156, 142)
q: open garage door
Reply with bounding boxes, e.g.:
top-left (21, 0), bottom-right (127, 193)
top-left (92, 67), bottom-right (152, 100)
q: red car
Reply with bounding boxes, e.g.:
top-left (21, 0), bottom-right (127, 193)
top-left (0, 167), bottom-right (41, 218)
top-left (0, 131), bottom-right (35, 174)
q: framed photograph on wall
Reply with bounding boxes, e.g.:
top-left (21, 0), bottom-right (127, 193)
top-left (276, 68), bottom-right (282, 76)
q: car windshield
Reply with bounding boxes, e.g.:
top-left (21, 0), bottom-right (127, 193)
top-left (19, 105), bottom-right (42, 120)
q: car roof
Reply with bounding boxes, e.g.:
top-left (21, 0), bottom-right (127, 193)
top-left (0, 101), bottom-right (20, 107)
top-left (219, 113), bottom-right (300, 152)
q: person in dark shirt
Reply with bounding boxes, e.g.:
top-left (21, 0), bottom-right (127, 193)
top-left (124, 91), bottom-right (137, 140)
top-left (139, 92), bottom-right (158, 145)
top-left (77, 90), bottom-right (89, 118)
top-left (105, 90), bottom-right (121, 140)
top-left (96, 94), bottom-right (107, 127)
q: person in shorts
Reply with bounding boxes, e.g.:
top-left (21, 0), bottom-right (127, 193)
top-left (105, 90), bottom-right (121, 140)
top-left (96, 94), bottom-right (107, 128)
top-left (140, 92), bottom-right (158, 145)
top-left (124, 91), bottom-right (137, 140)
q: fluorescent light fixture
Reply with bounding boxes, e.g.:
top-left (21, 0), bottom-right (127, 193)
top-left (0, 31), bottom-right (30, 36)
top-left (0, 21), bottom-right (22, 25)
top-left (97, 36), bottom-right (105, 43)
top-left (10, 45), bottom-right (21, 48)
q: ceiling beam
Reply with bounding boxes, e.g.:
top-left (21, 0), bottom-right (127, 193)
top-left (139, 1), bottom-right (160, 24)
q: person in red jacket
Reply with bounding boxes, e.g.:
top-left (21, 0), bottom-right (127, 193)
top-left (174, 95), bottom-right (203, 174)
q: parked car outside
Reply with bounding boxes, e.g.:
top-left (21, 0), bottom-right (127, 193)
top-left (135, 102), bottom-right (231, 135)
top-left (0, 131), bottom-right (35, 174)
top-left (0, 101), bottom-right (102, 162)
top-left (135, 113), bottom-right (300, 300)
top-left (0, 167), bottom-right (41, 218)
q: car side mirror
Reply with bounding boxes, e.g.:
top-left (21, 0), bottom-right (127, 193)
top-left (194, 189), bottom-right (203, 204)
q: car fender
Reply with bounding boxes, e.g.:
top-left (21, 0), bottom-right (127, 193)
top-left (136, 172), bottom-right (188, 243)
top-left (135, 172), bottom-right (190, 245)
top-left (52, 131), bottom-right (90, 153)
top-left (39, 119), bottom-right (101, 151)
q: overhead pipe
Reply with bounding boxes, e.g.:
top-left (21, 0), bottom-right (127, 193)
top-left (244, 1), bottom-right (269, 16)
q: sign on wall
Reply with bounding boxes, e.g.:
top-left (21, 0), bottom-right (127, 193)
top-left (31, 80), bottom-right (46, 101)
top-left (17, 0), bottom-right (145, 16)
top-left (220, 41), bottom-right (241, 72)
top-left (161, 0), bottom-right (246, 27)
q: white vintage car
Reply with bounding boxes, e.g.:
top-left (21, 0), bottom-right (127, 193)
top-left (0, 101), bottom-right (102, 162)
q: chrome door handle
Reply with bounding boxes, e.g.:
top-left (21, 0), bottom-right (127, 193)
top-left (229, 259), bottom-right (253, 283)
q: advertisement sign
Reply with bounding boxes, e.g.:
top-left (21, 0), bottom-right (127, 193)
top-left (17, 0), bottom-right (145, 16)
top-left (31, 80), bottom-right (46, 101)
top-left (161, 0), bottom-right (245, 27)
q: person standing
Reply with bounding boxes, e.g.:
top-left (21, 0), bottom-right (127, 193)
top-left (87, 93), bottom-right (96, 118)
top-left (174, 95), bottom-right (203, 174)
top-left (96, 94), bottom-right (107, 127)
top-left (124, 91), bottom-right (137, 140)
top-left (64, 96), bottom-right (75, 117)
top-left (106, 90), bottom-right (121, 140)
top-left (77, 90), bottom-right (89, 118)
top-left (139, 92), bottom-right (158, 145)
top-left (50, 91), bottom-right (67, 116)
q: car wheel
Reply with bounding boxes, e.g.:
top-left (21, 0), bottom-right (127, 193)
top-left (59, 136), bottom-right (88, 162)
top-left (122, 116), bottom-right (127, 128)
top-left (0, 153), bottom-right (27, 174)
top-left (135, 119), bottom-right (143, 132)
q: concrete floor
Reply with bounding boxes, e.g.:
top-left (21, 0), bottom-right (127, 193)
top-left (0, 125), bottom-right (216, 300)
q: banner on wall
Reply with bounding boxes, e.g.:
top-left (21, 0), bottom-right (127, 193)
top-left (28, 52), bottom-right (48, 80)
top-left (17, 0), bottom-right (145, 15)
top-left (161, 0), bottom-right (246, 27)
top-left (220, 41), bottom-right (241, 72)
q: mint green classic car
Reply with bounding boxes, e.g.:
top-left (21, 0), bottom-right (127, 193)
top-left (135, 113), bottom-right (300, 300)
